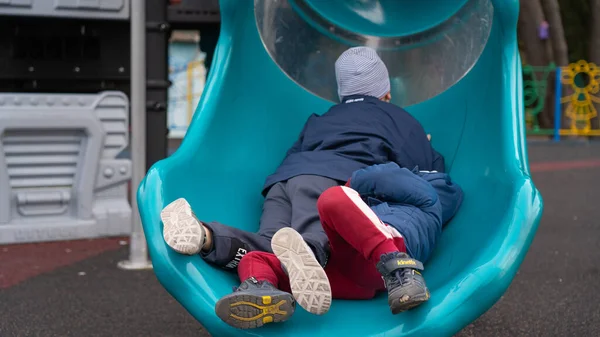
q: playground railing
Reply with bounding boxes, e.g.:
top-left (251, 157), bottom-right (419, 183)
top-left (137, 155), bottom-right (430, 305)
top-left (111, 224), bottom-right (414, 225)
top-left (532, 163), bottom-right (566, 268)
top-left (524, 60), bottom-right (600, 141)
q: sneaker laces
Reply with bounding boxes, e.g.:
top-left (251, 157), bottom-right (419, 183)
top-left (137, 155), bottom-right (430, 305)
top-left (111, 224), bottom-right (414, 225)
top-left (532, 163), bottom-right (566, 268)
top-left (387, 269), bottom-right (412, 289)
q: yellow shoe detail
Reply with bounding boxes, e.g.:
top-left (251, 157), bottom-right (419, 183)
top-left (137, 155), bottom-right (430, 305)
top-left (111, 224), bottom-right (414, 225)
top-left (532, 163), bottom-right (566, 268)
top-left (262, 316), bottom-right (273, 323)
top-left (228, 300), bottom-right (288, 322)
top-left (397, 259), bottom-right (417, 266)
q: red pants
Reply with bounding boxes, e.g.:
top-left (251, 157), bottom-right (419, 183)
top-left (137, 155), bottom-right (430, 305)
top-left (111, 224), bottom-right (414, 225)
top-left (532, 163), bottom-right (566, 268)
top-left (238, 186), bottom-right (406, 300)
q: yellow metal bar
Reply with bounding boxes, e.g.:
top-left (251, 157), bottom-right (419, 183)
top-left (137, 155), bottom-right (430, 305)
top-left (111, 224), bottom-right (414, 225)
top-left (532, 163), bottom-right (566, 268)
top-left (558, 129), bottom-right (600, 136)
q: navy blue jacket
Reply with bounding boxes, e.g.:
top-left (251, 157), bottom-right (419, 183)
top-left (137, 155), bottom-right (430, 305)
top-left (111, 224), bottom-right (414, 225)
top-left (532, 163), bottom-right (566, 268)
top-left (262, 95), bottom-right (445, 195)
top-left (350, 162), bottom-right (464, 263)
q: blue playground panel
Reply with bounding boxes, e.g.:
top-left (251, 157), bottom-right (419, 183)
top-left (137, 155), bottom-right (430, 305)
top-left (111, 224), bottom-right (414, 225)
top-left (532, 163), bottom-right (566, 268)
top-left (138, 0), bottom-right (543, 336)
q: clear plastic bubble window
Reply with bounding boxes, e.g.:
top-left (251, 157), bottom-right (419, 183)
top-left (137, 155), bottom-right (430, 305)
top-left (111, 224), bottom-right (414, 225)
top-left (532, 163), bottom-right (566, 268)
top-left (255, 0), bottom-right (494, 106)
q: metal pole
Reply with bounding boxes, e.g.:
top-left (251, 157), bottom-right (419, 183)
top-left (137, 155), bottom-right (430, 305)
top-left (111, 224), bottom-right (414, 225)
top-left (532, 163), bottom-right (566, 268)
top-left (553, 66), bottom-right (562, 142)
top-left (119, 0), bottom-right (153, 270)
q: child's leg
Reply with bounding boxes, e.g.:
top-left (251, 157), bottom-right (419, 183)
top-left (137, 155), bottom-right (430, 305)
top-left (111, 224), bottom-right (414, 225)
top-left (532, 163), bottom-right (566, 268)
top-left (236, 251), bottom-right (291, 293)
top-left (215, 251), bottom-right (295, 330)
top-left (317, 186), bottom-right (407, 267)
top-left (317, 186), bottom-right (430, 314)
top-left (267, 185), bottom-right (407, 315)
top-left (160, 183), bottom-right (291, 269)
top-left (282, 175), bottom-right (340, 267)
top-left (271, 227), bottom-right (380, 314)
top-left (160, 176), bottom-right (337, 271)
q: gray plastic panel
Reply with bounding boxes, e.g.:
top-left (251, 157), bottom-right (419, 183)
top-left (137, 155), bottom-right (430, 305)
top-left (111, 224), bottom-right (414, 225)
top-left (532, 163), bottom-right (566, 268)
top-left (0, 0), bottom-right (129, 20)
top-left (0, 91), bottom-right (132, 244)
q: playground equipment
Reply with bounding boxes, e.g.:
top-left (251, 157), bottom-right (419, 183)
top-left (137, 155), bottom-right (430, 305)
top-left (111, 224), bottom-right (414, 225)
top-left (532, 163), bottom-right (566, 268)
top-left (137, 0), bottom-right (543, 336)
top-left (524, 60), bottom-right (600, 140)
top-left (557, 60), bottom-right (600, 137)
top-left (0, 0), bottom-right (169, 252)
top-left (0, 2), bottom-right (133, 245)
top-left (0, 91), bottom-right (132, 244)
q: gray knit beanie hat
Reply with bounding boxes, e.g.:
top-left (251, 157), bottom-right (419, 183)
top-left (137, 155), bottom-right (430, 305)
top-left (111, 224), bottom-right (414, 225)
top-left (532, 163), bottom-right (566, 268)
top-left (335, 46), bottom-right (391, 101)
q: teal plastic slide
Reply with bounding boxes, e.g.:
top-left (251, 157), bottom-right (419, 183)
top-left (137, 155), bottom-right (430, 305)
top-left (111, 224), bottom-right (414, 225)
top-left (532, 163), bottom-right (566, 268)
top-left (137, 0), bottom-right (544, 336)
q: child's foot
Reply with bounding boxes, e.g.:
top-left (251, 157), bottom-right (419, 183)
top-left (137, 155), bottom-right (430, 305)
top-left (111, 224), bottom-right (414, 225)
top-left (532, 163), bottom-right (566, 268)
top-left (377, 252), bottom-right (430, 314)
top-left (160, 198), bottom-right (205, 255)
top-left (215, 277), bottom-right (296, 329)
top-left (271, 227), bottom-right (332, 315)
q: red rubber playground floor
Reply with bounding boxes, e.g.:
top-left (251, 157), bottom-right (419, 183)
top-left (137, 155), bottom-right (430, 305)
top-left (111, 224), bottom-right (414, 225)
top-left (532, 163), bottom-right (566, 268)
top-left (1, 141), bottom-right (599, 337)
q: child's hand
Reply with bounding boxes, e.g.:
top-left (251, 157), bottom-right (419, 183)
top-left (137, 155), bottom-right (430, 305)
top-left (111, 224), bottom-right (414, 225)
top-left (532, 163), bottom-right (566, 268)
top-left (427, 134), bottom-right (431, 141)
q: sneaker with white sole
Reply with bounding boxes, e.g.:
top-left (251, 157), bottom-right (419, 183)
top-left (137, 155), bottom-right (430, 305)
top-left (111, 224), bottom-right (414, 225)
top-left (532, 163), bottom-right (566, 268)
top-left (271, 227), bottom-right (332, 315)
top-left (160, 198), bottom-right (206, 255)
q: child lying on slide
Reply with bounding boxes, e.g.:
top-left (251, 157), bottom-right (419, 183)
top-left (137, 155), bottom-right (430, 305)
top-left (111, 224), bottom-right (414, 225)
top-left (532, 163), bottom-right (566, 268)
top-left (214, 162), bottom-right (463, 329)
top-left (160, 46), bottom-right (445, 274)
